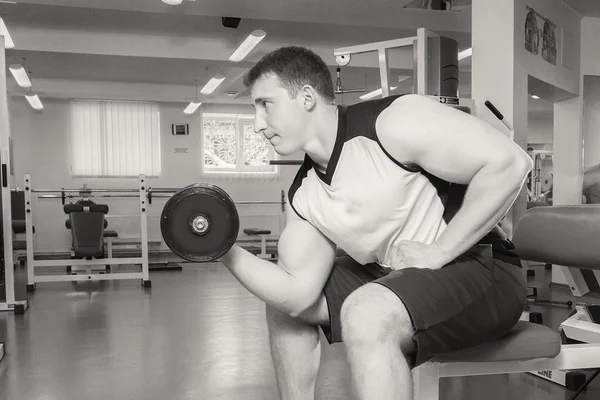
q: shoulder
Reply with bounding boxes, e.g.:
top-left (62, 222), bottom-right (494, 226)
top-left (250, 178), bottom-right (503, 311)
top-left (376, 94), bottom-right (444, 125)
top-left (341, 94), bottom-right (409, 141)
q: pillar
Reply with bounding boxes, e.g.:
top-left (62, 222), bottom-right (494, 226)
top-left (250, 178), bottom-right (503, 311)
top-left (472, 0), bottom-right (528, 239)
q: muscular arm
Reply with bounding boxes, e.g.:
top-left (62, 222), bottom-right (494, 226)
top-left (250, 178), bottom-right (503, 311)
top-left (377, 94), bottom-right (532, 264)
top-left (220, 208), bottom-right (336, 317)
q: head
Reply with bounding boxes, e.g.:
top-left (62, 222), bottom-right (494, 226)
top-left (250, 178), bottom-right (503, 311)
top-left (243, 46), bottom-right (335, 155)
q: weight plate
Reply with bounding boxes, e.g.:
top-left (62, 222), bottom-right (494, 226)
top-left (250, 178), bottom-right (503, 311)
top-left (160, 183), bottom-right (239, 262)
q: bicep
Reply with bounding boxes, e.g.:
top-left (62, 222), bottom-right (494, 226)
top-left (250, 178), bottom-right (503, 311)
top-left (377, 95), bottom-right (531, 184)
top-left (277, 208), bottom-right (337, 305)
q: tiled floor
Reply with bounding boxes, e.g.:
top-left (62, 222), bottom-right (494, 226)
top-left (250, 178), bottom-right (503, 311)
top-left (0, 263), bottom-right (598, 400)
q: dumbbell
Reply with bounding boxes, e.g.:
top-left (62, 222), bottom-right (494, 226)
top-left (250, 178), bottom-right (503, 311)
top-left (160, 184), bottom-right (240, 262)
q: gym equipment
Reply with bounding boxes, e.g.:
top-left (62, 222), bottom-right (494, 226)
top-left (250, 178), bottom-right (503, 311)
top-left (412, 205), bottom-right (600, 400)
top-left (22, 173), bottom-right (151, 291)
top-left (160, 184), bottom-right (239, 262)
top-left (0, 36), bottom-right (28, 314)
top-left (333, 27), bottom-right (473, 112)
top-left (19, 175), bottom-right (287, 278)
top-left (64, 201), bottom-right (109, 258)
top-left (512, 205), bottom-right (600, 395)
top-left (269, 160), bottom-right (303, 166)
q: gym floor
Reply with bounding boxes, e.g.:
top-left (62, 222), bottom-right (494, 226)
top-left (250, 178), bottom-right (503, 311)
top-left (0, 263), bottom-right (599, 400)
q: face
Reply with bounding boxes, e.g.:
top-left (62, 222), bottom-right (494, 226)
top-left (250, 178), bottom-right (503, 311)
top-left (250, 73), bottom-right (308, 156)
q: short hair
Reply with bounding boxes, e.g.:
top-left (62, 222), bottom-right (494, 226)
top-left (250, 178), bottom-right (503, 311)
top-left (243, 46), bottom-right (335, 103)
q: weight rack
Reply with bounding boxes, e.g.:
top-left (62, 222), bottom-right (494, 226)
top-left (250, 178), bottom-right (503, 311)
top-left (23, 173), bottom-right (151, 291)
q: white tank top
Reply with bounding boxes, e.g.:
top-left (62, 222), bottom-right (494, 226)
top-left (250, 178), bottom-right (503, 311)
top-left (288, 95), bottom-right (465, 267)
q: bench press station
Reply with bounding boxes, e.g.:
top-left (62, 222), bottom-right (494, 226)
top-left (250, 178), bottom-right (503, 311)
top-left (412, 205), bottom-right (600, 400)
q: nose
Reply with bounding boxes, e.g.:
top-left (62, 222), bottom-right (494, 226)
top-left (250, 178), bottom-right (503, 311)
top-left (254, 110), bottom-right (268, 134)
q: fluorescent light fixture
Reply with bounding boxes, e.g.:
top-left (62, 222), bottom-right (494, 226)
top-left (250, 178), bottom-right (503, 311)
top-left (229, 30), bottom-right (267, 62)
top-left (162, 0), bottom-right (183, 5)
top-left (200, 74), bottom-right (226, 95)
top-left (25, 94), bottom-right (43, 110)
top-left (531, 95), bottom-right (540, 99)
top-left (360, 86), bottom-right (398, 101)
top-left (184, 102), bottom-right (202, 115)
top-left (458, 47), bottom-right (472, 60)
top-left (9, 64), bottom-right (32, 88)
top-left (0, 17), bottom-right (15, 49)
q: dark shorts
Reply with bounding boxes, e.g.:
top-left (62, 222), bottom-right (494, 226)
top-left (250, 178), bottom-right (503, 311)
top-left (321, 244), bottom-right (527, 368)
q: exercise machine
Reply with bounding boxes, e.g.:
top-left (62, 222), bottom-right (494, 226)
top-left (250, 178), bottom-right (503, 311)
top-left (0, 35), bottom-right (28, 315)
top-left (412, 205), bottom-right (600, 400)
top-left (333, 27), bottom-right (474, 111)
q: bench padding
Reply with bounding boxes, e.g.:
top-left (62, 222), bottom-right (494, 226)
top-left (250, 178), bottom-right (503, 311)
top-left (243, 228), bottom-right (271, 235)
top-left (512, 205), bottom-right (600, 269)
top-left (433, 321), bottom-right (561, 363)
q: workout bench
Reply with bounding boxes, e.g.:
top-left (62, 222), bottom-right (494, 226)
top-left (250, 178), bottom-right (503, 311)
top-left (243, 228), bottom-right (274, 259)
top-left (413, 205), bottom-right (600, 400)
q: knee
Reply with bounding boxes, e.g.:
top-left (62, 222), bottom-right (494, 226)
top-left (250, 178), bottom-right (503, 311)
top-left (340, 284), bottom-right (413, 346)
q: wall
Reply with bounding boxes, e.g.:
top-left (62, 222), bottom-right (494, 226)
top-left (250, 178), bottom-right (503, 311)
top-left (528, 110), bottom-right (554, 143)
top-left (581, 17), bottom-right (600, 76)
top-left (9, 97), bottom-right (299, 253)
top-left (581, 18), bottom-right (600, 169)
top-left (583, 76), bottom-right (600, 169)
top-left (518, 0), bottom-right (581, 96)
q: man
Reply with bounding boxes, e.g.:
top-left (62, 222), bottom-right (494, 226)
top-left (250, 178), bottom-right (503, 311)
top-left (221, 47), bottom-right (532, 400)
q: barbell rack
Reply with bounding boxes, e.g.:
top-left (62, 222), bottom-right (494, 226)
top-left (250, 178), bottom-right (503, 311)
top-left (19, 173), bottom-right (288, 290)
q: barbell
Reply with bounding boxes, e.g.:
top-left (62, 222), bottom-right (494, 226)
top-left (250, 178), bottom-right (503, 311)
top-left (160, 183), bottom-right (241, 262)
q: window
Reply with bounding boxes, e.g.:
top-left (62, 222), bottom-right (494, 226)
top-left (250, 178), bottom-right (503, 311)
top-left (202, 113), bottom-right (277, 175)
top-left (69, 100), bottom-right (161, 178)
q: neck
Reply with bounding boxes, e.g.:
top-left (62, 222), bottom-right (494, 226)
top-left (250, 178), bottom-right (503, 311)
top-left (303, 104), bottom-right (339, 173)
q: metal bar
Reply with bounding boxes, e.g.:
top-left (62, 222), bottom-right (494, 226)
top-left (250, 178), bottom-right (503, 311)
top-left (38, 194), bottom-right (140, 199)
top-left (147, 188), bottom-right (180, 193)
top-left (32, 188), bottom-right (139, 193)
top-left (416, 27), bottom-right (428, 95)
top-left (269, 160), bottom-right (303, 165)
top-left (1, 148), bottom-right (15, 304)
top-left (333, 36), bottom-right (417, 57)
top-left (32, 257), bottom-right (144, 268)
top-left (139, 175), bottom-right (150, 282)
top-left (436, 344), bottom-right (600, 378)
top-left (148, 190), bottom-right (285, 207)
top-left (236, 201), bottom-right (284, 205)
top-left (25, 174), bottom-right (35, 288)
top-left (34, 273), bottom-right (144, 283)
top-left (378, 48), bottom-right (390, 98)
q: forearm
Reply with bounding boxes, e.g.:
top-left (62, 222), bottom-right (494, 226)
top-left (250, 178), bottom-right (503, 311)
top-left (220, 245), bottom-right (299, 315)
top-left (435, 161), bottom-right (530, 263)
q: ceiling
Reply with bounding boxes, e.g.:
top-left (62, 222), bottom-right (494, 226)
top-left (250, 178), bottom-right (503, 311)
top-left (564, 0), bottom-right (600, 18)
top-left (0, 0), bottom-right (474, 105)
top-left (0, 0), bottom-right (597, 108)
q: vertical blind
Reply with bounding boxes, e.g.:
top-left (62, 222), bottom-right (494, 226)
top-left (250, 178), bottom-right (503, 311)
top-left (69, 100), bottom-right (161, 177)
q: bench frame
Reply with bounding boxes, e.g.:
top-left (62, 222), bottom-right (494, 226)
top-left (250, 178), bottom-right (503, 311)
top-left (413, 340), bottom-right (600, 399)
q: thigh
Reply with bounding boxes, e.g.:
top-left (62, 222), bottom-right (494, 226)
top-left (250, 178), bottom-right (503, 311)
top-left (318, 256), bottom-right (389, 344)
top-left (373, 244), bottom-right (527, 368)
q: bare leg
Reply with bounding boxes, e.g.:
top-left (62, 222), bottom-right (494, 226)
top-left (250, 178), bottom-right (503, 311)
top-left (266, 296), bottom-right (329, 400)
top-left (341, 283), bottom-right (417, 400)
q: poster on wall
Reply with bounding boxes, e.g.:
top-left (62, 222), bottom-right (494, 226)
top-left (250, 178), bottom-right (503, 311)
top-left (525, 6), bottom-right (557, 66)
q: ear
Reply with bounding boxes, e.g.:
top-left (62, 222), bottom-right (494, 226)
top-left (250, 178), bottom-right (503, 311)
top-left (299, 85), bottom-right (318, 111)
